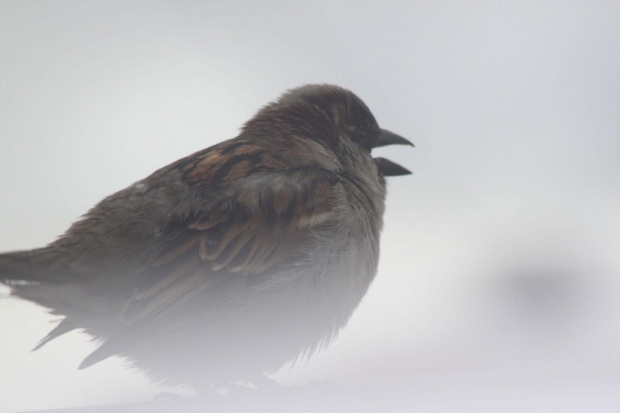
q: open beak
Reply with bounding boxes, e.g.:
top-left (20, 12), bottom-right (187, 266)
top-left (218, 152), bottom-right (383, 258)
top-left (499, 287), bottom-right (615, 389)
top-left (373, 129), bottom-right (414, 176)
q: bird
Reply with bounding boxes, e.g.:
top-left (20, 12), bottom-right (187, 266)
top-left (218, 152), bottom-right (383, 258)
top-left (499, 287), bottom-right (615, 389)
top-left (0, 84), bottom-right (413, 392)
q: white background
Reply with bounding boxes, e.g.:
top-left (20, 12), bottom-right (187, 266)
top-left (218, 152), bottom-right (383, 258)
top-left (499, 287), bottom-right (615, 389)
top-left (1, 1), bottom-right (619, 411)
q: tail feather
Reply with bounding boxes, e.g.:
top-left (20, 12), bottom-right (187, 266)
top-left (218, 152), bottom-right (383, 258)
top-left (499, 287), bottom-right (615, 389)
top-left (1, 248), bottom-right (78, 318)
top-left (79, 330), bottom-right (130, 369)
top-left (32, 318), bottom-right (77, 351)
top-left (1, 249), bottom-right (82, 352)
top-left (0, 248), bottom-right (61, 283)
top-left (79, 343), bottom-right (113, 369)
top-left (0, 251), bottom-right (38, 283)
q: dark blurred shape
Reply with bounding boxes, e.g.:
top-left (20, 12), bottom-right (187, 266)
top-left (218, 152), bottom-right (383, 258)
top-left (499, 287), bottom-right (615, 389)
top-left (502, 268), bottom-right (576, 316)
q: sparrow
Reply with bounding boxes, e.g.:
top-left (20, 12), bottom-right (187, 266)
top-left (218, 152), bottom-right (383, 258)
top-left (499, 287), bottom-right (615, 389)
top-left (0, 84), bottom-right (413, 392)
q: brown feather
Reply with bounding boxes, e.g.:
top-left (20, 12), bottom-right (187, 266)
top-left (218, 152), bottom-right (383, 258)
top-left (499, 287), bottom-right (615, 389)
top-left (152, 236), bottom-right (201, 267)
top-left (119, 148), bottom-right (338, 326)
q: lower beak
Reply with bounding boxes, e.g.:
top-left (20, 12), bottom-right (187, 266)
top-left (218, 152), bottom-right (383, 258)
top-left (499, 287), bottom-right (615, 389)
top-left (375, 157), bottom-right (412, 176)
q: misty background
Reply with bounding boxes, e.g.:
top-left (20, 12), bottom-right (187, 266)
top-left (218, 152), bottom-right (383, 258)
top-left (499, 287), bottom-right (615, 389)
top-left (1, 1), bottom-right (619, 411)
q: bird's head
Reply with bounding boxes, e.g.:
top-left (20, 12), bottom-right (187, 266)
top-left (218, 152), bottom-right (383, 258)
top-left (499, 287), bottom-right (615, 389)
top-left (244, 84), bottom-right (414, 177)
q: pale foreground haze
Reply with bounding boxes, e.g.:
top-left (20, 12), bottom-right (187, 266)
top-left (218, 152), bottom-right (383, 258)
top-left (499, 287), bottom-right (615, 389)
top-left (1, 1), bottom-right (619, 412)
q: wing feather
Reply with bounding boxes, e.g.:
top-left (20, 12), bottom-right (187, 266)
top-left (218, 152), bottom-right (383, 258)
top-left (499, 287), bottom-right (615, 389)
top-left (121, 162), bottom-right (338, 328)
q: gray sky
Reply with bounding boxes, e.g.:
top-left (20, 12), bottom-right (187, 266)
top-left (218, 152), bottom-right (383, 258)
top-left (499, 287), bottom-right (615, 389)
top-left (1, 1), bottom-right (619, 411)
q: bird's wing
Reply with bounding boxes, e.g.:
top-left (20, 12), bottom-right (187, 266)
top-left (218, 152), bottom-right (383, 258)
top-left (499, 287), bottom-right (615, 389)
top-left (120, 144), bottom-right (339, 327)
top-left (78, 138), bottom-right (342, 369)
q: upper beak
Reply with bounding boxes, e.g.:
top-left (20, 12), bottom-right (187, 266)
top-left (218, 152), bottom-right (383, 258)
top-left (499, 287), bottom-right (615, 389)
top-left (373, 129), bottom-right (414, 148)
top-left (373, 129), bottom-right (414, 176)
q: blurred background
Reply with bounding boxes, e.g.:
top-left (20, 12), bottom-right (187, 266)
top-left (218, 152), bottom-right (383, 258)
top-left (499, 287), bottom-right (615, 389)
top-left (1, 1), bottom-right (619, 411)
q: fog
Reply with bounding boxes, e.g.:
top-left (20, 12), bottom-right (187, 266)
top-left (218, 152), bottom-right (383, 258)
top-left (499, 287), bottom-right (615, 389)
top-left (1, 1), bottom-right (619, 411)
